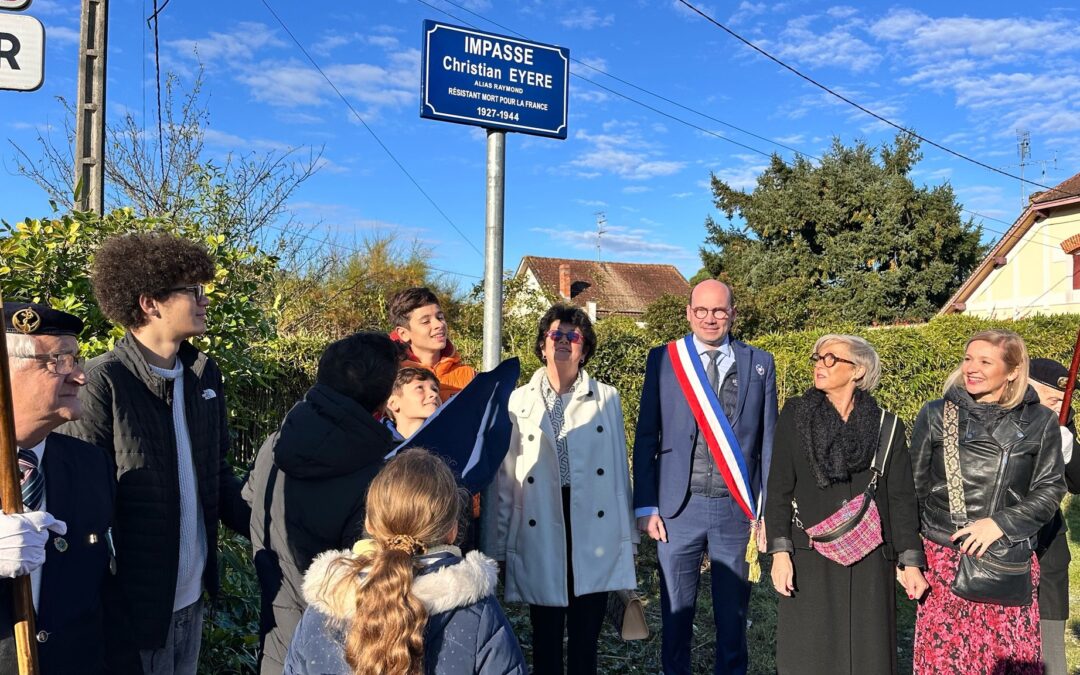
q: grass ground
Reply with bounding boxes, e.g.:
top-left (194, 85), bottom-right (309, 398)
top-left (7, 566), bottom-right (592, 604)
top-left (505, 510), bottom-right (1080, 675)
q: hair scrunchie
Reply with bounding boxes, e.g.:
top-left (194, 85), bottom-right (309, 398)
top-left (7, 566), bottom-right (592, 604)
top-left (384, 534), bottom-right (427, 556)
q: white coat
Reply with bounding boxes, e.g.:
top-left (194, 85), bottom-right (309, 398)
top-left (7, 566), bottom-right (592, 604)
top-left (491, 367), bottom-right (639, 606)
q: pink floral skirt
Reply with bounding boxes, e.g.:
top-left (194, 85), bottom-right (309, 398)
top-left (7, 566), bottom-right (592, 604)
top-left (914, 540), bottom-right (1042, 675)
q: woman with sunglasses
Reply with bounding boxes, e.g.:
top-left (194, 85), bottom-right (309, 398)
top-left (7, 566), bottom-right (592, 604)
top-left (489, 303), bottom-right (638, 675)
top-left (765, 334), bottom-right (927, 674)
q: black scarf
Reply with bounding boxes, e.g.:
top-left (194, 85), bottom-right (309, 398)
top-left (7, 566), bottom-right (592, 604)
top-left (795, 387), bottom-right (882, 489)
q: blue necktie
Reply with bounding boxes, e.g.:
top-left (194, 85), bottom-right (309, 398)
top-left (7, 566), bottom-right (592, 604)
top-left (18, 448), bottom-right (43, 512)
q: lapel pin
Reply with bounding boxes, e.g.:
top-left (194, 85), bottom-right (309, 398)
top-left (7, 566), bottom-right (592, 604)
top-left (756, 364), bottom-right (764, 376)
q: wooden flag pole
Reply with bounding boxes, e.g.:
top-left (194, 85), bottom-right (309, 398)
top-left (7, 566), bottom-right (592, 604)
top-left (0, 292), bottom-right (39, 675)
top-left (1060, 327), bottom-right (1080, 427)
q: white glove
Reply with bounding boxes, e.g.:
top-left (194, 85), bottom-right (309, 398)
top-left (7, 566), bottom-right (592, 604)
top-left (0, 511), bottom-right (67, 578)
top-left (1061, 426), bottom-right (1075, 465)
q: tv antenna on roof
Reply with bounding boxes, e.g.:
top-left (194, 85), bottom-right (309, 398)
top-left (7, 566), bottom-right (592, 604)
top-left (1010, 130), bottom-right (1059, 208)
top-left (595, 212), bottom-right (607, 263)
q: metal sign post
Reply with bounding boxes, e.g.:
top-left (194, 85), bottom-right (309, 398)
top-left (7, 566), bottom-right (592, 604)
top-left (482, 130), bottom-right (506, 372)
top-left (419, 19), bottom-right (569, 553)
top-left (419, 19), bottom-right (569, 369)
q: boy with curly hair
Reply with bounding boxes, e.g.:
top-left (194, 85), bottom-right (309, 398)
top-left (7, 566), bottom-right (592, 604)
top-left (63, 232), bottom-right (250, 675)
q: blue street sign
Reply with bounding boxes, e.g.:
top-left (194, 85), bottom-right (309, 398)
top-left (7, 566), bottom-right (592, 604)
top-left (420, 20), bottom-right (569, 140)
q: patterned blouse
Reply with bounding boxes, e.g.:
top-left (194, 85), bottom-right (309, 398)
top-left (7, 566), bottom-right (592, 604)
top-left (540, 371), bottom-right (582, 487)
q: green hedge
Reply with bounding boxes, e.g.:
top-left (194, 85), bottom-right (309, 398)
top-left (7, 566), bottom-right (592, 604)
top-left (752, 313), bottom-right (1080, 426)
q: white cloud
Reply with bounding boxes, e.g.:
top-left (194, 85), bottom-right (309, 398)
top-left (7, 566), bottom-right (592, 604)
top-left (575, 199), bottom-right (608, 207)
top-left (168, 24), bottom-right (418, 115)
top-left (671, 192), bottom-right (694, 198)
top-left (870, 11), bottom-right (1077, 64)
top-left (45, 25), bottom-right (80, 45)
top-left (826, 6), bottom-right (859, 19)
top-left (711, 154), bottom-right (769, 191)
top-left (569, 122), bottom-right (686, 180)
top-left (561, 7), bottom-right (615, 30)
top-left (623, 185), bottom-right (651, 194)
top-left (530, 224), bottom-right (692, 259)
top-left (729, 2), bottom-right (767, 26)
top-left (768, 16), bottom-right (880, 72)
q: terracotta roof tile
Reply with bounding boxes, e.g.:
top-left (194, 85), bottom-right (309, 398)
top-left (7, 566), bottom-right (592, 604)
top-left (1032, 170), bottom-right (1080, 204)
top-left (518, 256), bottom-right (690, 317)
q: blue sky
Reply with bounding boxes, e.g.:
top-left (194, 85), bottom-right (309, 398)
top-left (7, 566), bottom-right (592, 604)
top-left (3, 0), bottom-right (1079, 288)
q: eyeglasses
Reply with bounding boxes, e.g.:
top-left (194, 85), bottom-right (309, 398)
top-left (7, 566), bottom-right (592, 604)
top-left (810, 353), bottom-right (857, 368)
top-left (691, 306), bottom-right (732, 320)
top-left (162, 284), bottom-right (207, 301)
top-left (546, 329), bottom-right (583, 344)
top-left (14, 352), bottom-right (84, 375)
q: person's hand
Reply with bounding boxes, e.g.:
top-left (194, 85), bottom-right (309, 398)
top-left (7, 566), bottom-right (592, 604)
top-left (0, 511), bottom-right (67, 578)
top-left (951, 518), bottom-right (1005, 558)
top-left (755, 519), bottom-right (767, 553)
top-left (898, 567), bottom-right (929, 601)
top-left (771, 552), bottom-right (794, 596)
top-left (1060, 425), bottom-right (1074, 464)
top-left (637, 514), bottom-right (667, 543)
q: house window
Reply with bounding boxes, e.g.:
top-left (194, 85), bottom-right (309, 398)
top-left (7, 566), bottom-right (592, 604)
top-left (1074, 255), bottom-right (1080, 290)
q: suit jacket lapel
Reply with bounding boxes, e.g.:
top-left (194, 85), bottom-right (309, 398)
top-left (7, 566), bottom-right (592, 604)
top-left (731, 341), bottom-right (751, 427)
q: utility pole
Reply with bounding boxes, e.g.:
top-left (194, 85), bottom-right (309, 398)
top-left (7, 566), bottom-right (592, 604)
top-left (74, 0), bottom-right (108, 214)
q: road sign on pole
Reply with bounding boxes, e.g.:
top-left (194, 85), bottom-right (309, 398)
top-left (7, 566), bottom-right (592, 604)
top-left (0, 13), bottom-right (44, 92)
top-left (421, 20), bottom-right (569, 139)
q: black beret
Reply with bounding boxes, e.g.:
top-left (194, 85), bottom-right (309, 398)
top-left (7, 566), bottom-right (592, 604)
top-left (1030, 357), bottom-right (1071, 393)
top-left (3, 302), bottom-right (83, 337)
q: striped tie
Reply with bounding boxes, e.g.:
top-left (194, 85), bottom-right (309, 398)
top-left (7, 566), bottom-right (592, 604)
top-left (18, 448), bottom-right (43, 512)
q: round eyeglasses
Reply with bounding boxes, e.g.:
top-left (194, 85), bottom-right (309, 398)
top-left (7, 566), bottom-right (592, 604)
top-left (691, 306), bottom-right (732, 320)
top-left (809, 352), bottom-right (857, 368)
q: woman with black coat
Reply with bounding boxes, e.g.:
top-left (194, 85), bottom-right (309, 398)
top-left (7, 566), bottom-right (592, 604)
top-left (766, 334), bottom-right (927, 675)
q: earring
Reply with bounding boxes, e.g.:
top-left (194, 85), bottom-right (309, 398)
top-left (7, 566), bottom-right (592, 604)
top-left (579, 360), bottom-right (584, 366)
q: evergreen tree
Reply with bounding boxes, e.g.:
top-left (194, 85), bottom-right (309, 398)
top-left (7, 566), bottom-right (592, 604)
top-left (701, 134), bottom-right (986, 337)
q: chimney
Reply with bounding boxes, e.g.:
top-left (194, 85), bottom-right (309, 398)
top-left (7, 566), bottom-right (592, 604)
top-left (559, 263), bottom-right (571, 299)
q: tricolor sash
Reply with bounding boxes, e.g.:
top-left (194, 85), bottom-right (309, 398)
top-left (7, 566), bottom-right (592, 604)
top-left (667, 335), bottom-right (757, 520)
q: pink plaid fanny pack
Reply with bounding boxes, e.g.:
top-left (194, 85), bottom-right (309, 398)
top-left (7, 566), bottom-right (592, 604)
top-left (792, 410), bottom-right (898, 567)
top-left (801, 491), bottom-right (883, 566)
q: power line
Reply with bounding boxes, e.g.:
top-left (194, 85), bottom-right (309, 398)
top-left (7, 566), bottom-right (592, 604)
top-left (675, 0), bottom-right (1079, 201)
top-left (416, 0), bottom-right (1072, 253)
top-left (257, 0), bottom-right (483, 258)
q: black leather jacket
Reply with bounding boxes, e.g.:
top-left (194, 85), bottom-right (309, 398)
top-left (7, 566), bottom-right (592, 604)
top-left (910, 386), bottom-right (1065, 548)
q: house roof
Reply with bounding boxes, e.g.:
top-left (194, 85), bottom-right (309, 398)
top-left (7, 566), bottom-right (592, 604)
top-left (939, 170), bottom-right (1080, 315)
top-left (516, 256), bottom-right (690, 317)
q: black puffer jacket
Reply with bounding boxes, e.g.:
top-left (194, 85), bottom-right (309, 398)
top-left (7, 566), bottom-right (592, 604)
top-left (243, 383), bottom-right (394, 674)
top-left (61, 335), bottom-right (250, 666)
top-left (910, 386), bottom-right (1065, 548)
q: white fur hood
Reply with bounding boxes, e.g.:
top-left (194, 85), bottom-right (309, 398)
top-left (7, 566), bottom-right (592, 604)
top-left (302, 548), bottom-right (498, 621)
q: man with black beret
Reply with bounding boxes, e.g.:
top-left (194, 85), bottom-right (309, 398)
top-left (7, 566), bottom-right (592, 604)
top-left (0, 302), bottom-right (114, 675)
top-left (1029, 357), bottom-right (1080, 675)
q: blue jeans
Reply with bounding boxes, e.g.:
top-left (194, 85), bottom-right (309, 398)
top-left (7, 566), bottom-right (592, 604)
top-left (657, 494), bottom-right (751, 675)
top-left (139, 599), bottom-right (204, 675)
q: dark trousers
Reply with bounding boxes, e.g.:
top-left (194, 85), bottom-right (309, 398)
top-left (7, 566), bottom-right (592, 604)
top-left (657, 493), bottom-right (751, 675)
top-left (529, 487), bottom-right (609, 675)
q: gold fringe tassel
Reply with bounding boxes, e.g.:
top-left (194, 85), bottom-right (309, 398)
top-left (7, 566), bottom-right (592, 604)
top-left (745, 521), bottom-right (761, 583)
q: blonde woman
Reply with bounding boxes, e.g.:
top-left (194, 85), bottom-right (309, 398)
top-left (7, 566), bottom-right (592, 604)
top-left (910, 330), bottom-right (1065, 674)
top-left (283, 449), bottom-right (526, 675)
top-left (765, 335), bottom-right (926, 674)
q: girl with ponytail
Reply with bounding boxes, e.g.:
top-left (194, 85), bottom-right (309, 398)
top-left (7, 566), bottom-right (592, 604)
top-left (284, 448), bottom-right (526, 675)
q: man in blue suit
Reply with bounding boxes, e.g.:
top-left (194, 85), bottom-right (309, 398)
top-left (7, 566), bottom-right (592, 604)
top-left (633, 280), bottom-right (777, 675)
